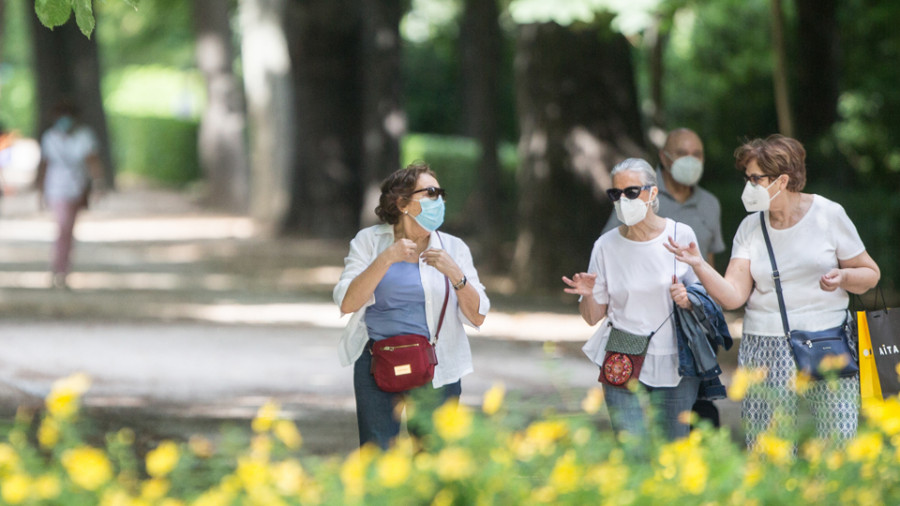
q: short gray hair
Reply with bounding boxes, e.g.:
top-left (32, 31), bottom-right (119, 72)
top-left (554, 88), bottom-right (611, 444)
top-left (610, 158), bottom-right (660, 213)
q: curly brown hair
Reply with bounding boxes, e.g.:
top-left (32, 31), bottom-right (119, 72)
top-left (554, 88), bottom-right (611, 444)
top-left (374, 162), bottom-right (437, 224)
top-left (734, 134), bottom-right (807, 192)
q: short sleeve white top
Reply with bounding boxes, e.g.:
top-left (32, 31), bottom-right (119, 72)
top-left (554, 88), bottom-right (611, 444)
top-left (41, 126), bottom-right (97, 202)
top-left (581, 219), bottom-right (699, 387)
top-left (731, 194), bottom-right (866, 336)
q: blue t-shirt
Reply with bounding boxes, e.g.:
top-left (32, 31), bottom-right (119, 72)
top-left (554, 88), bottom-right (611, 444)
top-left (365, 261), bottom-right (430, 341)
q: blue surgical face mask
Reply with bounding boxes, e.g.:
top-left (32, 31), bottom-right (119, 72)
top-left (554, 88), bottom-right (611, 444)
top-left (54, 116), bottom-right (74, 132)
top-left (413, 196), bottom-right (445, 232)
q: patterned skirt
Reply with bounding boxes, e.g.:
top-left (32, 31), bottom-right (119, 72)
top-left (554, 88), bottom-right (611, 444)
top-left (738, 333), bottom-right (859, 448)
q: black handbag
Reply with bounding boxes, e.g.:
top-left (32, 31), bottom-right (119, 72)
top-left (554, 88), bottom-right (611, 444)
top-left (759, 212), bottom-right (858, 380)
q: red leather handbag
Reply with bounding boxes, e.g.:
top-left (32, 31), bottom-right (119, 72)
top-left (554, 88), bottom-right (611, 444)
top-left (370, 275), bottom-right (450, 393)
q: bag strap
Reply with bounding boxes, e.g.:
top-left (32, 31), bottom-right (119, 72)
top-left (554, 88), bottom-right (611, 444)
top-left (759, 211), bottom-right (792, 339)
top-left (433, 233), bottom-right (452, 344)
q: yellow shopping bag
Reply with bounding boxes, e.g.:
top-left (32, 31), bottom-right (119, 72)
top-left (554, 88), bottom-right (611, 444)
top-left (857, 310), bottom-right (883, 401)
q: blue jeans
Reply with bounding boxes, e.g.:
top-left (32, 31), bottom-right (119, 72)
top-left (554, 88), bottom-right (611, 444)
top-left (603, 375), bottom-right (700, 441)
top-left (354, 342), bottom-right (461, 449)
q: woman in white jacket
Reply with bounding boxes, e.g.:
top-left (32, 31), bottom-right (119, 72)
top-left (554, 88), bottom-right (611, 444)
top-left (334, 162), bottom-right (490, 449)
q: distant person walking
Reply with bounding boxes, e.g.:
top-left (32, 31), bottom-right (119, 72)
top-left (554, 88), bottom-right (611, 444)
top-left (34, 101), bottom-right (105, 289)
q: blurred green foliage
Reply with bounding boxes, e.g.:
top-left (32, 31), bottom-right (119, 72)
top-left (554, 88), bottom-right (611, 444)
top-left (107, 114), bottom-right (200, 186)
top-left (0, 0), bottom-right (37, 134)
top-left (402, 133), bottom-right (519, 234)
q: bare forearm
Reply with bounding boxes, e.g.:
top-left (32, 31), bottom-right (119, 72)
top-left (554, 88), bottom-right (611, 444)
top-left (839, 267), bottom-right (880, 294)
top-left (455, 283), bottom-right (485, 326)
top-left (692, 261), bottom-right (748, 310)
top-left (579, 296), bottom-right (607, 326)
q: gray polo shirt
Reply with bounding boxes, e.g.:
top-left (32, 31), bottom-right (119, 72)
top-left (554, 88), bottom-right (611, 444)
top-left (601, 168), bottom-right (725, 258)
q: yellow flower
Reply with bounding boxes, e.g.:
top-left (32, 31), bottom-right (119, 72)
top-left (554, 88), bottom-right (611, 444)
top-left (753, 433), bottom-right (792, 466)
top-left (146, 441), bottom-right (180, 478)
top-left (794, 371), bottom-right (813, 395)
top-left (252, 400), bottom-right (280, 433)
top-left (482, 383), bottom-right (506, 416)
top-left (1, 474), bottom-right (31, 504)
top-left (141, 478), bottom-right (171, 500)
top-left (271, 460), bottom-right (305, 495)
top-left (250, 434), bottom-right (273, 462)
top-left (340, 445), bottom-right (378, 498)
top-left (728, 367), bottom-right (767, 401)
top-left (801, 439), bottom-right (825, 466)
top-left (236, 457), bottom-right (269, 490)
top-left (862, 398), bottom-right (900, 435)
top-left (433, 400), bottom-right (473, 442)
top-left (586, 449), bottom-right (627, 492)
top-left (0, 443), bottom-right (21, 473)
top-left (680, 451), bottom-right (708, 495)
top-left (743, 462), bottom-right (763, 488)
top-left (45, 373), bottom-right (92, 420)
top-left (549, 450), bottom-right (580, 493)
top-left (62, 446), bottom-right (113, 491)
top-left (377, 447), bottom-right (412, 487)
top-left (818, 353), bottom-right (850, 375)
top-left (432, 488), bottom-right (455, 506)
top-left (523, 420), bottom-right (569, 456)
top-left (581, 387), bottom-right (603, 414)
top-left (847, 432), bottom-right (883, 462)
top-left (273, 420), bottom-right (303, 450)
top-left (33, 474), bottom-right (61, 500)
top-left (435, 447), bottom-right (475, 481)
top-left (37, 417), bottom-right (60, 449)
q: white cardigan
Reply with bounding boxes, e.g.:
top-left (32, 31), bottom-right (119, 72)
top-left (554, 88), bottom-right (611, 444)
top-left (333, 224), bottom-right (490, 387)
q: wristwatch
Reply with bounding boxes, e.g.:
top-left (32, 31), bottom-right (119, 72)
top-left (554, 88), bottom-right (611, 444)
top-left (452, 275), bottom-right (467, 290)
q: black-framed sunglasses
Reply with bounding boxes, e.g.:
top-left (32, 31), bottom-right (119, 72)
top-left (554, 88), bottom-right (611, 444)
top-left (743, 174), bottom-right (772, 185)
top-left (606, 185), bottom-right (652, 202)
top-left (410, 186), bottom-right (446, 199)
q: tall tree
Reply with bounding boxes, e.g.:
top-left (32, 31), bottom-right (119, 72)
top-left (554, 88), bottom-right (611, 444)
top-left (29, 10), bottom-right (114, 183)
top-left (794, 0), bottom-right (839, 142)
top-left (193, 0), bottom-right (251, 212)
top-left (512, 21), bottom-right (645, 291)
top-left (239, 0), bottom-right (294, 231)
top-left (460, 0), bottom-right (503, 266)
top-left (284, 0), bottom-right (364, 237)
top-left (769, 0), bottom-right (793, 137)
top-left (358, 0), bottom-right (405, 227)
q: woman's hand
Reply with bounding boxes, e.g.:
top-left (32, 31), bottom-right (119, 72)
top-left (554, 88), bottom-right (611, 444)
top-left (420, 247), bottom-right (463, 281)
top-left (562, 272), bottom-right (597, 298)
top-left (664, 237), bottom-right (704, 268)
top-left (670, 275), bottom-right (693, 310)
top-left (382, 238), bottom-right (419, 265)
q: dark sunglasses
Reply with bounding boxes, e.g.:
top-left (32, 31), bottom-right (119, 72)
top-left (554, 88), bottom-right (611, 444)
top-left (606, 185), bottom-right (652, 202)
top-left (743, 174), bottom-right (772, 185)
top-left (410, 186), bottom-right (446, 200)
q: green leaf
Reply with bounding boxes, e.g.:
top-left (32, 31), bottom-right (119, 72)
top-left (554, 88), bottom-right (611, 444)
top-left (34, 0), bottom-right (73, 29)
top-left (72, 0), bottom-right (96, 37)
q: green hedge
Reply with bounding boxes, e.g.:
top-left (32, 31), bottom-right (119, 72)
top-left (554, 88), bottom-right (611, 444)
top-left (108, 114), bottom-right (201, 186)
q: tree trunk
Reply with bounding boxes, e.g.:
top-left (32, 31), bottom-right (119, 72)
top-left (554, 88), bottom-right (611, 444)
top-left (29, 7), bottom-right (114, 184)
top-left (512, 22), bottom-right (645, 292)
top-left (357, 0), bottom-right (405, 228)
top-left (769, 0), bottom-right (794, 137)
top-left (460, 0), bottom-right (503, 267)
top-left (284, 0), bottom-right (363, 237)
top-left (193, 0), bottom-right (251, 212)
top-left (794, 0), bottom-right (838, 141)
top-left (648, 14), bottom-right (666, 133)
top-left (239, 0), bottom-right (294, 231)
